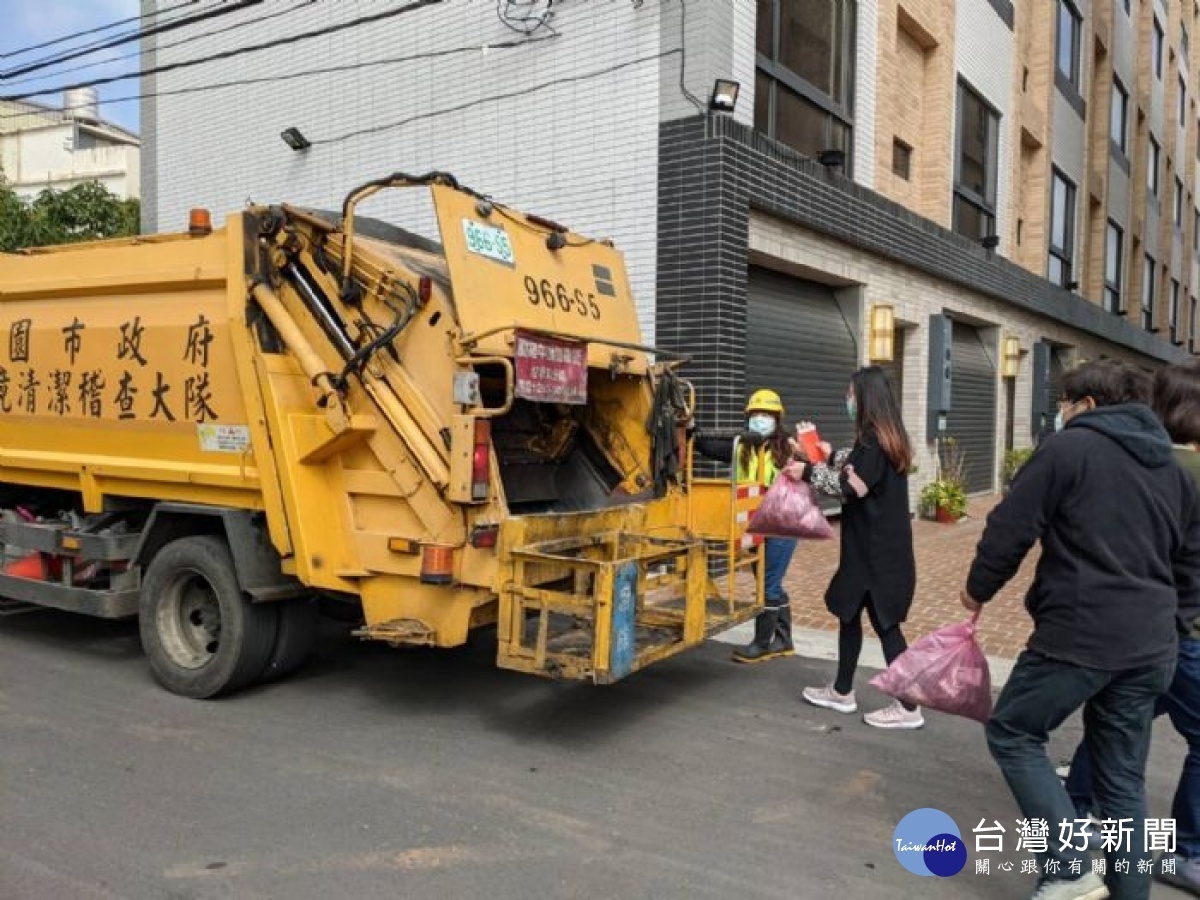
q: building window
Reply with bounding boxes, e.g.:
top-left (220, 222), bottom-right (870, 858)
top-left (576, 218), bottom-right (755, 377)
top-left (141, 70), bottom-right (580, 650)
top-left (1149, 136), bottom-right (1161, 196)
top-left (1056, 0), bottom-right (1082, 90)
top-left (1105, 220), bottom-right (1124, 313)
top-left (1171, 280), bottom-right (1182, 342)
top-left (1143, 256), bottom-right (1157, 330)
top-left (892, 138), bottom-right (912, 180)
top-left (1178, 177), bottom-right (1186, 227)
top-left (755, 0), bottom-right (856, 167)
top-left (1049, 168), bottom-right (1076, 287)
top-left (953, 80), bottom-right (1000, 241)
top-left (1111, 77), bottom-right (1129, 154)
top-left (1153, 18), bottom-right (1165, 80)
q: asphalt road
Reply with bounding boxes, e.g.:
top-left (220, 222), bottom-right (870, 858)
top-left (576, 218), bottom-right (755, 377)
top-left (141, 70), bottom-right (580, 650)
top-left (0, 610), bottom-right (1190, 900)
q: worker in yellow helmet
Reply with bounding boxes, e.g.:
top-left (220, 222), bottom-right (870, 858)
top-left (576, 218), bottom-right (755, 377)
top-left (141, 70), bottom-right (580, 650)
top-left (693, 388), bottom-right (799, 662)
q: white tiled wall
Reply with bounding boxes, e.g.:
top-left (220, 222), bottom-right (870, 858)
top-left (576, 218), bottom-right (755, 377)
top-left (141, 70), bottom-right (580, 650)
top-left (147, 0), bottom-right (669, 342)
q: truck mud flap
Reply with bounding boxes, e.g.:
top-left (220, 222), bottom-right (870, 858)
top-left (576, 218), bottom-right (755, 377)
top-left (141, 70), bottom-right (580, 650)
top-left (497, 531), bottom-right (759, 683)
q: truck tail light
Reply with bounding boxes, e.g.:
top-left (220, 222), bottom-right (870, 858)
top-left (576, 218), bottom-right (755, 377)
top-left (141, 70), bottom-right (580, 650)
top-left (420, 545), bottom-right (455, 584)
top-left (418, 275), bottom-right (432, 306)
top-left (469, 524), bottom-right (499, 548)
top-left (471, 419), bottom-right (491, 501)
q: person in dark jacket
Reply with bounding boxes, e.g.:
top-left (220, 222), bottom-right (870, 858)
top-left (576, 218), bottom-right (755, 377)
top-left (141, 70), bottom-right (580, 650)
top-left (1060, 360), bottom-right (1200, 896)
top-left (797, 366), bottom-right (922, 729)
top-left (961, 359), bottom-right (1200, 900)
top-left (692, 388), bottom-right (798, 663)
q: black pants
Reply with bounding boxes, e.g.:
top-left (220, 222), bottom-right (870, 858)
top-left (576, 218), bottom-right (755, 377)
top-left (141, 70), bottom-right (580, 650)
top-left (834, 595), bottom-right (908, 695)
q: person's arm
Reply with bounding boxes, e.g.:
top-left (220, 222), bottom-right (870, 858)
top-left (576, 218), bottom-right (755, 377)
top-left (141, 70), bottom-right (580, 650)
top-left (691, 431), bottom-right (736, 464)
top-left (840, 437), bottom-right (888, 501)
top-left (807, 448), bottom-right (851, 497)
top-left (1175, 481), bottom-right (1200, 635)
top-left (965, 441), bottom-right (1067, 604)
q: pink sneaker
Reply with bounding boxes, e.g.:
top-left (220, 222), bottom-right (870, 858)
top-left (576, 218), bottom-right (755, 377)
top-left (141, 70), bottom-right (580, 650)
top-left (863, 700), bottom-right (924, 730)
top-left (802, 685), bottom-right (857, 713)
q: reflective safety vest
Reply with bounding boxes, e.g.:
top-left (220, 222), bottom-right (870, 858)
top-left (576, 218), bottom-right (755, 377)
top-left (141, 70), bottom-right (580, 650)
top-left (737, 447), bottom-right (779, 486)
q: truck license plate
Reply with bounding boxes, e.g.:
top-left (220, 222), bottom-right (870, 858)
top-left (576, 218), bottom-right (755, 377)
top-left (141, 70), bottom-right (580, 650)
top-left (462, 219), bottom-right (515, 266)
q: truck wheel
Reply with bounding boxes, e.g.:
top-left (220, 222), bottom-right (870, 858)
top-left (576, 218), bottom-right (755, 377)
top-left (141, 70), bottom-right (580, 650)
top-left (260, 596), bottom-right (318, 683)
top-left (139, 535), bottom-right (279, 699)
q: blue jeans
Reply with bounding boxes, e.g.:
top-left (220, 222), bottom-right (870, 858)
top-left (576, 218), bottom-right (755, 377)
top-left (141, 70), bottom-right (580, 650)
top-left (1066, 637), bottom-right (1200, 859)
top-left (763, 537), bottom-right (796, 605)
top-left (987, 650), bottom-right (1175, 900)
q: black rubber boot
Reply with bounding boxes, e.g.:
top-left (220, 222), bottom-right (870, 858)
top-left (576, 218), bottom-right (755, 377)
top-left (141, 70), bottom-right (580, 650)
top-left (770, 602), bottom-right (795, 656)
top-left (732, 606), bottom-right (787, 663)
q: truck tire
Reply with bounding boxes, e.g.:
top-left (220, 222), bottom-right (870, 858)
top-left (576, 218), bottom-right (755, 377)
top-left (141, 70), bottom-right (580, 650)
top-left (139, 535), bottom-right (279, 699)
top-left (260, 596), bottom-right (318, 683)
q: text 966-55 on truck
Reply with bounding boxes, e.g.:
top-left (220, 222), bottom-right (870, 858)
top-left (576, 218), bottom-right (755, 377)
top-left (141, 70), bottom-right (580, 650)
top-left (0, 172), bottom-right (766, 698)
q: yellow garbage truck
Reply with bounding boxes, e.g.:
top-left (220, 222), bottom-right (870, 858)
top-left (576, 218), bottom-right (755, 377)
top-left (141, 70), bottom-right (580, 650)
top-left (0, 172), bottom-right (763, 698)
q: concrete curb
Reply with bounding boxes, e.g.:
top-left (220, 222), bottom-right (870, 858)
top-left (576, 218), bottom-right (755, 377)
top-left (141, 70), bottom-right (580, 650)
top-left (712, 623), bottom-right (1017, 688)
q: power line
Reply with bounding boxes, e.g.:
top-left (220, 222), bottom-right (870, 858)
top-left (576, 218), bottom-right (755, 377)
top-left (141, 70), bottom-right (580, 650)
top-left (0, 35), bottom-right (554, 122)
top-left (2, 0), bottom-right (265, 80)
top-left (0, 34), bottom-right (552, 121)
top-left (312, 48), bottom-right (680, 146)
top-left (0, 0), bottom-right (201, 60)
top-left (1, 0), bottom-right (444, 99)
top-left (3, 0), bottom-right (321, 90)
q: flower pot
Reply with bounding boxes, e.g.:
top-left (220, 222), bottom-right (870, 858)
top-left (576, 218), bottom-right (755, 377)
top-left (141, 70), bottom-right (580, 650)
top-left (935, 505), bottom-right (960, 524)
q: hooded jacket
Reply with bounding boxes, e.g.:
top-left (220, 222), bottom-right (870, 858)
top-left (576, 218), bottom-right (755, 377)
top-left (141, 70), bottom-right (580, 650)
top-left (967, 404), bottom-right (1200, 671)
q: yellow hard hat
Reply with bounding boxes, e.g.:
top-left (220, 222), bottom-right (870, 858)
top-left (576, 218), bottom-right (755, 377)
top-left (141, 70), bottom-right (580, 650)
top-left (745, 389), bottom-right (784, 415)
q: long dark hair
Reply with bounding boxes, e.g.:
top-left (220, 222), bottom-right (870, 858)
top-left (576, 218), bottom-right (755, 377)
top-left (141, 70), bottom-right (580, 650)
top-left (1153, 360), bottom-right (1200, 445)
top-left (850, 366), bottom-right (912, 474)
top-left (736, 412), bottom-right (791, 473)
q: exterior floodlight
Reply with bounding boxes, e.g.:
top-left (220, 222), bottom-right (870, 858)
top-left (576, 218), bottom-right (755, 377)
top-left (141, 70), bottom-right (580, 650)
top-left (281, 127), bottom-right (311, 151)
top-left (709, 79), bottom-right (740, 113)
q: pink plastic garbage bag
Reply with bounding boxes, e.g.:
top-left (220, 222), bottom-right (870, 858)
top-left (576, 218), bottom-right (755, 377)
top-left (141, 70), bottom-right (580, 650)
top-left (746, 477), bottom-right (834, 540)
top-left (868, 612), bottom-right (993, 723)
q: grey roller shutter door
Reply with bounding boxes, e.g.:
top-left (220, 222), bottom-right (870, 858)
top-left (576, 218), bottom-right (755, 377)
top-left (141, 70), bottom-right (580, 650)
top-left (745, 268), bottom-right (858, 456)
top-left (946, 322), bottom-right (997, 493)
top-left (1048, 348), bottom-right (1066, 405)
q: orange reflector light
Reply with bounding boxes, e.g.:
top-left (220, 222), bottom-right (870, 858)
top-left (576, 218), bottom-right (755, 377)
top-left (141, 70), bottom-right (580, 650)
top-left (188, 208), bottom-right (213, 235)
top-left (420, 545), bottom-right (455, 584)
top-left (387, 537), bottom-right (419, 555)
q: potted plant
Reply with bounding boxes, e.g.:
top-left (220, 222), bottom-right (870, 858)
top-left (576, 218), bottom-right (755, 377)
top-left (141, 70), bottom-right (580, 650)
top-left (921, 479), bottom-right (968, 523)
top-left (920, 437), bottom-right (969, 523)
top-left (1002, 448), bottom-right (1034, 493)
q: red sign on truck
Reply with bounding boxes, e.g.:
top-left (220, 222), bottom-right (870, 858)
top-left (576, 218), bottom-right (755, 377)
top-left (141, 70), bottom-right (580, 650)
top-left (513, 330), bottom-right (588, 405)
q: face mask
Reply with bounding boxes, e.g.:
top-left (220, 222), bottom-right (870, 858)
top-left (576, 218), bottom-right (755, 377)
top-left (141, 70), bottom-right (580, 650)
top-left (845, 396), bottom-right (857, 421)
top-left (1053, 410), bottom-right (1065, 432)
top-left (747, 414), bottom-right (776, 437)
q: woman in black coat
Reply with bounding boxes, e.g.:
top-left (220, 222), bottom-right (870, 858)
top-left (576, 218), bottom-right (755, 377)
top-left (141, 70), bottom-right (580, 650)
top-left (795, 366), bottom-right (920, 729)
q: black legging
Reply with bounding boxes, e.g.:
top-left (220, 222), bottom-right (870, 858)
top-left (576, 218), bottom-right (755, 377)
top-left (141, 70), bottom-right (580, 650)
top-left (834, 596), bottom-right (910, 702)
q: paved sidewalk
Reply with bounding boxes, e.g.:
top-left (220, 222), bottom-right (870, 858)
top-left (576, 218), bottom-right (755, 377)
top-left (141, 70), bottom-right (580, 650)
top-left (779, 494), bottom-right (1036, 660)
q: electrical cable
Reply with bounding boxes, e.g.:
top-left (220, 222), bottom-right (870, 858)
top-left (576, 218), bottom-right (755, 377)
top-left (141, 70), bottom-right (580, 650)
top-left (677, 0), bottom-right (706, 114)
top-left (495, 0), bottom-right (558, 37)
top-left (2, 1), bottom-right (265, 81)
top-left (3, 0), bottom-right (321, 90)
top-left (0, 35), bottom-right (553, 121)
top-left (1, 0), bottom-right (443, 99)
top-left (312, 48), bottom-right (679, 146)
top-left (0, 0), bottom-right (201, 60)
